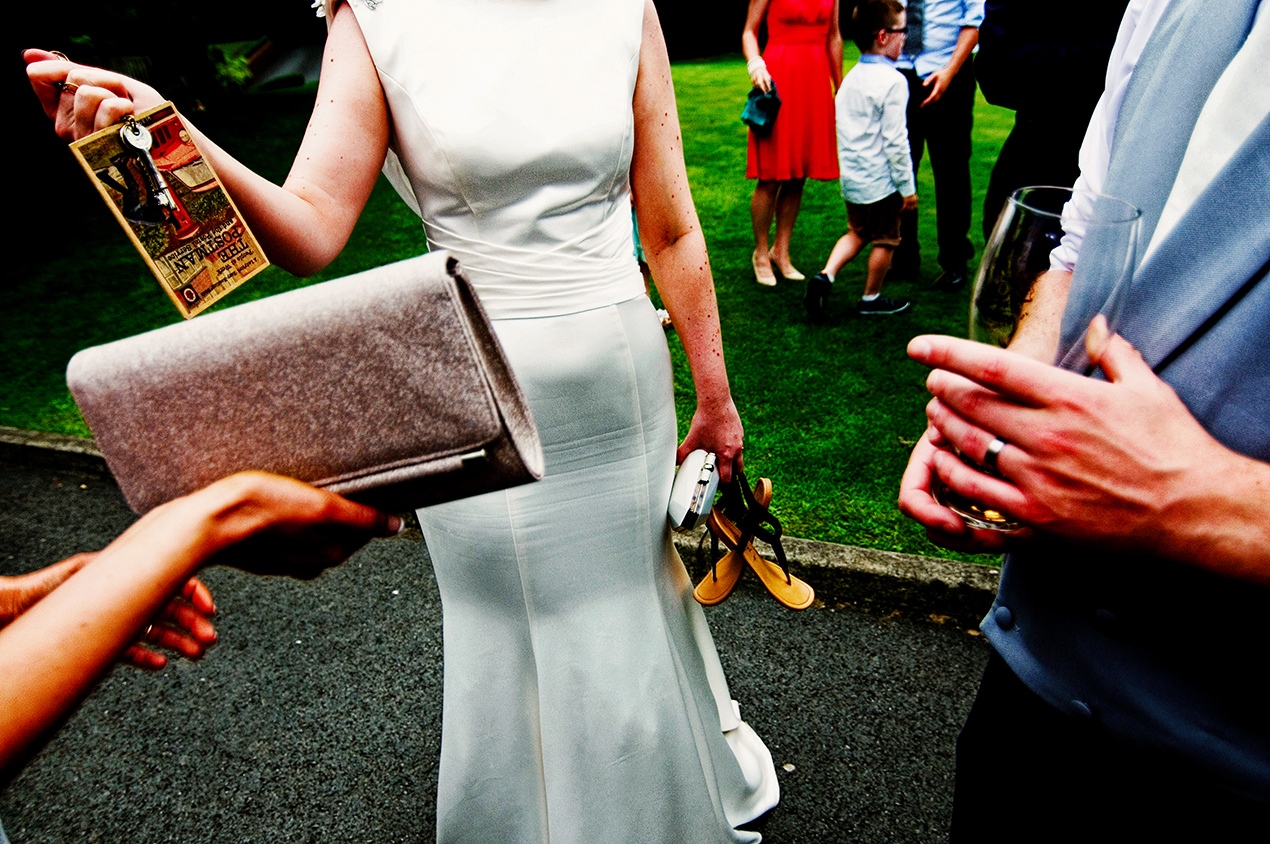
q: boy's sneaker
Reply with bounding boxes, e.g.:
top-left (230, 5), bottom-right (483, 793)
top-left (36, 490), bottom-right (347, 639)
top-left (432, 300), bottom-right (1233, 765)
top-left (932, 269), bottom-right (968, 291)
top-left (804, 272), bottom-right (832, 323)
top-left (856, 295), bottom-right (911, 315)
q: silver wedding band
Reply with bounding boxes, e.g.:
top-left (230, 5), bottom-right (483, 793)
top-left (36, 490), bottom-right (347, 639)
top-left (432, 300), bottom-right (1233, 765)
top-left (983, 437), bottom-right (1007, 472)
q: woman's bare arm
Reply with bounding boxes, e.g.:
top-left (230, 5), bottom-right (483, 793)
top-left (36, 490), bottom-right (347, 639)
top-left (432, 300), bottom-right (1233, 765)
top-left (631, 0), bottom-right (744, 480)
top-left (24, 2), bottom-right (389, 276)
top-left (0, 473), bottom-right (398, 783)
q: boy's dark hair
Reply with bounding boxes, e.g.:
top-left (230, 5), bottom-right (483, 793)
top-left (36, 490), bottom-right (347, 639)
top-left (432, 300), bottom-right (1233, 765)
top-left (849, 0), bottom-right (905, 53)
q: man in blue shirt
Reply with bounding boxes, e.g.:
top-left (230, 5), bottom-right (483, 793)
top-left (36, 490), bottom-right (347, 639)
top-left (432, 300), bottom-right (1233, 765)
top-left (892, 0), bottom-right (984, 290)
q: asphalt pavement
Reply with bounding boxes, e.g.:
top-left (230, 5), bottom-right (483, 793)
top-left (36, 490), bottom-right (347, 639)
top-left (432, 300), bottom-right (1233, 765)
top-left (0, 439), bottom-right (994, 843)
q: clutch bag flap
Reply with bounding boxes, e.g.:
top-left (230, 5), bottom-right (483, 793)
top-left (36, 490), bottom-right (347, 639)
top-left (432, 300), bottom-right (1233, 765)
top-left (67, 251), bottom-right (544, 514)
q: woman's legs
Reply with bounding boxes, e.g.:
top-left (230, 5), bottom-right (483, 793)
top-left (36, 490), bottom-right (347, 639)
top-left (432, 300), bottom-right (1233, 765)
top-left (751, 178), bottom-right (805, 282)
top-left (751, 180), bottom-right (779, 259)
top-left (750, 180), bottom-right (779, 285)
top-left (770, 178), bottom-right (804, 276)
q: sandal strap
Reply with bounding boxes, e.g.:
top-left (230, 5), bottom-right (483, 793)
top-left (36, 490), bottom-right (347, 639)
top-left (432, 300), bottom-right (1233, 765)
top-left (730, 469), bottom-right (792, 584)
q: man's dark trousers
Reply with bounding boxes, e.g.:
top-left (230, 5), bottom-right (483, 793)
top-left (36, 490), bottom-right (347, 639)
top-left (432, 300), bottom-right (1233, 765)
top-left (896, 63), bottom-right (976, 277)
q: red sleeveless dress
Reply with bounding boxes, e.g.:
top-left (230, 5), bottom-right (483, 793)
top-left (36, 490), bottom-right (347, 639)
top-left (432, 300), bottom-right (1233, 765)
top-left (746, 0), bottom-right (840, 181)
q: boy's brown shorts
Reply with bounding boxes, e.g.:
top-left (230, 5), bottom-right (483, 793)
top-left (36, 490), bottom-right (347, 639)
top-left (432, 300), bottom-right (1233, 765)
top-left (846, 191), bottom-right (903, 247)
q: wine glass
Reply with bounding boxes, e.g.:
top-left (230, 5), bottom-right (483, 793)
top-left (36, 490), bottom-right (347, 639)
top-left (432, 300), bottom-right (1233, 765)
top-left (931, 185), bottom-right (1141, 531)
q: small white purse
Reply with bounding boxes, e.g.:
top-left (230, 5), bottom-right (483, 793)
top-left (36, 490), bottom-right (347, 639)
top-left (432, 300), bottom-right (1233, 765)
top-left (667, 449), bottom-right (719, 531)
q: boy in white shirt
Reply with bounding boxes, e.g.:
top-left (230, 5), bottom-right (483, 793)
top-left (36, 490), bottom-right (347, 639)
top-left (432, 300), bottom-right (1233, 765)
top-left (806, 0), bottom-right (918, 321)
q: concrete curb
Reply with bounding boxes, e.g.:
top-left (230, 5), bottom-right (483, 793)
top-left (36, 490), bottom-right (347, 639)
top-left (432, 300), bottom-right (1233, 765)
top-left (1, 426), bottom-right (1000, 627)
top-left (672, 530), bottom-right (998, 630)
top-left (0, 425), bottom-right (111, 476)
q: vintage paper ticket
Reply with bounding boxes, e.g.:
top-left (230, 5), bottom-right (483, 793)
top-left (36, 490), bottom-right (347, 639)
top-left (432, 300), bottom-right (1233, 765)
top-left (69, 102), bottom-right (269, 318)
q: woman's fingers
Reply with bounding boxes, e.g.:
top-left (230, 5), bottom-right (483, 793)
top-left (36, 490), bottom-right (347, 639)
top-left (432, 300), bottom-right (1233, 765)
top-left (127, 620), bottom-right (211, 665)
top-left (897, 430), bottom-right (1027, 553)
top-left (122, 644), bottom-right (168, 671)
top-left (161, 599), bottom-right (218, 647)
top-left (67, 85), bottom-right (135, 140)
top-left (181, 576), bottom-right (216, 617)
top-left (122, 585), bottom-right (218, 670)
top-left (23, 51), bottom-right (72, 120)
top-left (25, 50), bottom-right (163, 141)
top-left (897, 431), bottom-right (966, 534)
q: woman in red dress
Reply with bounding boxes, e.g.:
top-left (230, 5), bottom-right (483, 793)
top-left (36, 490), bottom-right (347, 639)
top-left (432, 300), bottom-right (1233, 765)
top-left (743, 0), bottom-right (842, 286)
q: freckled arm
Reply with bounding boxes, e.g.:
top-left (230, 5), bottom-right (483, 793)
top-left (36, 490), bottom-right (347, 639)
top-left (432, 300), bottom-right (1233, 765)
top-left (630, 0), bottom-right (744, 478)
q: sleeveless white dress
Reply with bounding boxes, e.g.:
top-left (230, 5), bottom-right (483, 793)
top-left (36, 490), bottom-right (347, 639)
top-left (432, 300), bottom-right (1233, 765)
top-left (333, 1), bottom-right (780, 841)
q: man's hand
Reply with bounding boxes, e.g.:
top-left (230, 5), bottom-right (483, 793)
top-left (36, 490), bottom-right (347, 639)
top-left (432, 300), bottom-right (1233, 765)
top-left (903, 321), bottom-right (1270, 581)
top-left (898, 425), bottom-right (1027, 554)
top-left (920, 66), bottom-right (956, 106)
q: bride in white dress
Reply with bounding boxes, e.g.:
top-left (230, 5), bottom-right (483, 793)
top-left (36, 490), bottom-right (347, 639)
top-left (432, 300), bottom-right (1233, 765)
top-left (27, 1), bottom-right (780, 840)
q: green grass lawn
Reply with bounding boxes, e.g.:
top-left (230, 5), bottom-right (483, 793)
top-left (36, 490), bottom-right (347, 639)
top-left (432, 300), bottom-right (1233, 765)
top-left (2, 52), bottom-right (1013, 562)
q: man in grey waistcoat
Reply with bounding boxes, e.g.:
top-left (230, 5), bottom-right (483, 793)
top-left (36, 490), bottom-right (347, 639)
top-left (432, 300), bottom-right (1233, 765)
top-left (900, 0), bottom-right (1268, 834)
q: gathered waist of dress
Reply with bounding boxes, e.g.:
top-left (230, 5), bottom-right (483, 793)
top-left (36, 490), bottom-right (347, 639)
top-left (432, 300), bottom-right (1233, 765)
top-left (766, 26), bottom-right (831, 47)
top-left (426, 221), bottom-right (647, 320)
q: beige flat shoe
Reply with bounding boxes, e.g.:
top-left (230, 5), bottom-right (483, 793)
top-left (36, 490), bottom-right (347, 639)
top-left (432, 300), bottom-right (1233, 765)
top-left (752, 250), bottom-right (777, 286)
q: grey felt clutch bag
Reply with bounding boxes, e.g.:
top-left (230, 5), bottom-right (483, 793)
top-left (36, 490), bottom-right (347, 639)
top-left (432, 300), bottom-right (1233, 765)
top-left (67, 251), bottom-right (544, 515)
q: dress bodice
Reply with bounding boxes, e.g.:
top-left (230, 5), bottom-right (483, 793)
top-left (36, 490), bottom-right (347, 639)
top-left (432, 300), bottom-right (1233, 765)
top-left (765, 0), bottom-right (835, 46)
top-left (344, 0), bottom-right (647, 318)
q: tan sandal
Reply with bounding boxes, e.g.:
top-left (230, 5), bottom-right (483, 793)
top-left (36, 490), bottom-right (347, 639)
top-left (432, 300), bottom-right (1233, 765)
top-left (740, 538), bottom-right (814, 610)
top-left (694, 470), bottom-right (814, 610)
top-left (693, 549), bottom-right (745, 605)
top-left (693, 477), bottom-right (771, 605)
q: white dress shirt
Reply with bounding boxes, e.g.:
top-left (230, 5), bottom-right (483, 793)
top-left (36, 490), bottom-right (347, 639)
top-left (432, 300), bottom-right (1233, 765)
top-left (835, 55), bottom-right (917, 205)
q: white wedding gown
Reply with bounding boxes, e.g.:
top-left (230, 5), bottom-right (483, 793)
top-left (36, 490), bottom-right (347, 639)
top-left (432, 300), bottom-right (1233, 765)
top-left (336, 0), bottom-right (780, 841)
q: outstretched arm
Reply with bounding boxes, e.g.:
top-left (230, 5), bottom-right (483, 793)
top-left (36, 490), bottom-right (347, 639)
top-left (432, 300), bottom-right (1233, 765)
top-left (1, 554), bottom-right (215, 672)
top-left (24, 2), bottom-right (389, 276)
top-left (632, 0), bottom-right (743, 481)
top-left (0, 472), bottom-right (399, 783)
